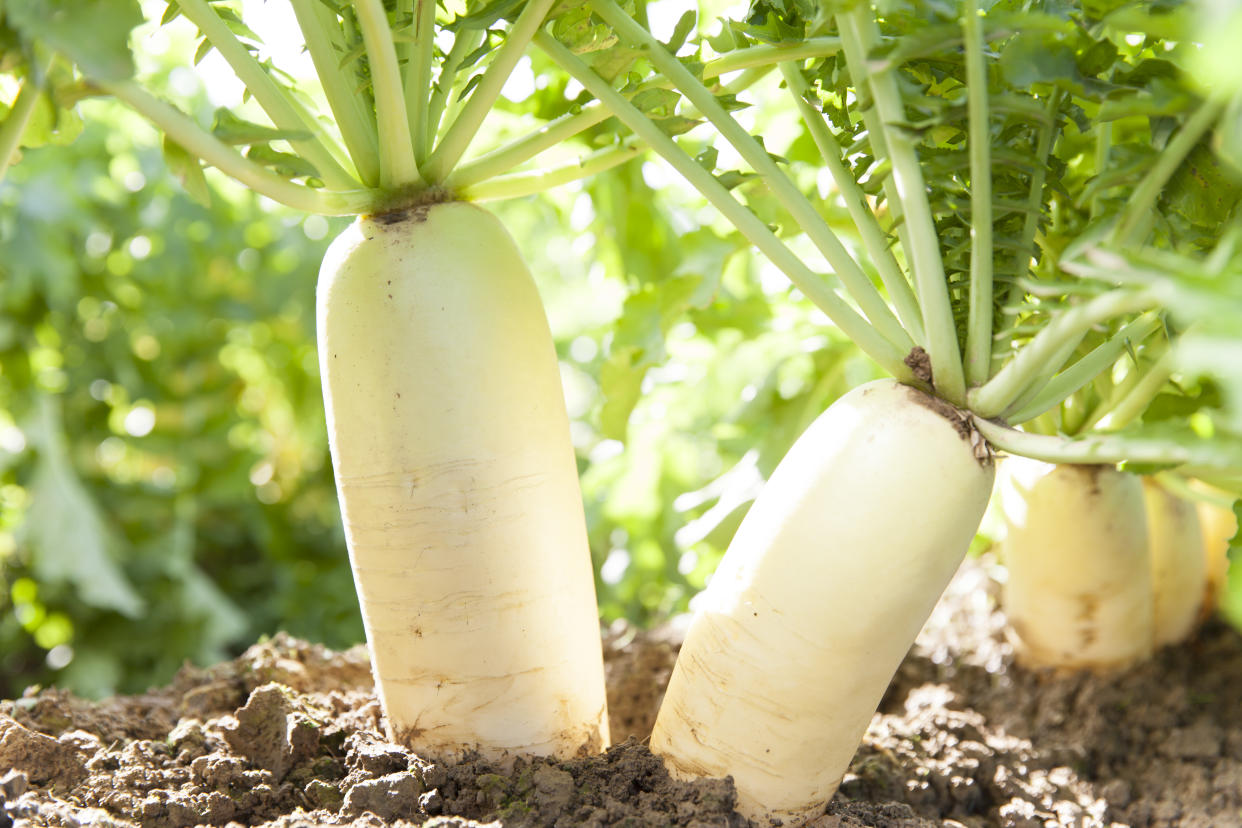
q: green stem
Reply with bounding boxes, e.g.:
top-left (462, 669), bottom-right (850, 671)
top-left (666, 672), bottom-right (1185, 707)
top-left (780, 62), bottom-right (924, 345)
top-left (448, 51), bottom-right (789, 193)
top-left (427, 29), bottom-right (487, 150)
top-left (422, 0), bottom-right (557, 182)
top-left (704, 37), bottom-right (842, 76)
top-left (1001, 330), bottom-right (1094, 428)
top-left (834, 14), bottom-right (908, 256)
top-left (1095, 349), bottom-right (1173, 431)
top-left (461, 139), bottom-right (643, 200)
top-left (535, 30), bottom-right (914, 383)
top-left (838, 6), bottom-right (965, 403)
top-left (395, 0), bottom-right (414, 65)
top-left (102, 80), bottom-right (374, 215)
top-left (962, 0), bottom-right (994, 388)
top-left (289, 0), bottom-right (381, 187)
top-left (1004, 312), bottom-right (1162, 425)
top-left (446, 104), bottom-right (613, 188)
top-left (1091, 113), bottom-right (1112, 219)
top-left (997, 91), bottom-right (1060, 349)
top-left (1113, 96), bottom-right (1225, 247)
top-left (1169, 472), bottom-right (1242, 500)
top-left (1154, 472), bottom-right (1238, 508)
top-left (0, 74), bottom-right (43, 181)
top-left (973, 417), bottom-right (1235, 467)
top-left (353, 0), bottom-right (421, 187)
top-left (1078, 353), bottom-right (1144, 432)
top-left (406, 0), bottom-right (439, 164)
top-left (178, 0), bottom-right (359, 189)
top-left (592, 0), bottom-right (913, 355)
top-left (968, 289), bottom-right (1159, 418)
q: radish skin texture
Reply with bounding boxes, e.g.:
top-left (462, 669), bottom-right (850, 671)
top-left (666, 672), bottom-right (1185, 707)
top-left (1142, 478), bottom-right (1206, 646)
top-left (1195, 498), bottom-right (1235, 613)
top-left (998, 459), bottom-right (1153, 670)
top-left (649, 379), bottom-right (994, 824)
top-left (317, 201), bottom-right (608, 761)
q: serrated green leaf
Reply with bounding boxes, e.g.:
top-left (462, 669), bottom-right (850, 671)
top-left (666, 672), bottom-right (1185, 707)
top-left (456, 72), bottom-right (484, 102)
top-left (588, 43), bottom-right (644, 84)
top-left (717, 169), bottom-right (756, 190)
top-left (215, 6), bottom-right (262, 46)
top-left (663, 10), bottom-right (696, 54)
top-left (246, 144), bottom-right (321, 179)
top-left (1161, 143), bottom-right (1242, 229)
top-left (652, 115), bottom-right (700, 137)
top-left (695, 146), bottom-right (718, 171)
top-left (210, 108), bottom-right (312, 145)
top-left (554, 7), bottom-right (618, 54)
top-left (194, 36), bottom-right (214, 66)
top-left (706, 21), bottom-right (741, 53)
top-left (631, 87), bottom-right (679, 118)
top-left (449, 0), bottom-right (524, 31)
top-left (999, 31), bottom-right (1079, 89)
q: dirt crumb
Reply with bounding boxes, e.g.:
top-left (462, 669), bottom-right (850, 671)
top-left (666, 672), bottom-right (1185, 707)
top-left (904, 346), bottom-right (933, 385)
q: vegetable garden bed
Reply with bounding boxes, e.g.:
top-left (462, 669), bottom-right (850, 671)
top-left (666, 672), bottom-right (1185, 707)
top-left (3, 556), bottom-right (1239, 828)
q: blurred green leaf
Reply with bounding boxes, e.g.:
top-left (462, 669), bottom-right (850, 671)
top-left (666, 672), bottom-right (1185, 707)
top-left (3, 0), bottom-right (143, 81)
top-left (24, 396), bottom-right (145, 618)
top-left (163, 135), bottom-right (212, 206)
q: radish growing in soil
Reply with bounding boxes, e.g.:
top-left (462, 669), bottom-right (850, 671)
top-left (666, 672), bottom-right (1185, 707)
top-left (536, 0), bottom-right (1242, 819)
top-left (317, 201), bottom-right (608, 757)
top-left (997, 458), bottom-right (1154, 670)
top-left (4, 0), bottom-right (681, 761)
top-left (10, 0), bottom-right (1242, 821)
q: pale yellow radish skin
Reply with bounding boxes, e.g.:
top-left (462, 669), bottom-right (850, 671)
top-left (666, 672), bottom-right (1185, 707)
top-left (1142, 477), bottom-right (1207, 646)
top-left (998, 459), bottom-right (1153, 670)
top-left (650, 379), bottom-right (995, 824)
top-left (1193, 493), bottom-right (1235, 612)
top-left (317, 200), bottom-right (608, 761)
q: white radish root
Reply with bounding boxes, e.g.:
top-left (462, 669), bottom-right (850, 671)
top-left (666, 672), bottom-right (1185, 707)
top-left (1142, 477), bottom-right (1207, 646)
top-left (998, 458), bottom-right (1153, 670)
top-left (317, 201), bottom-right (608, 761)
top-left (650, 378), bottom-right (995, 824)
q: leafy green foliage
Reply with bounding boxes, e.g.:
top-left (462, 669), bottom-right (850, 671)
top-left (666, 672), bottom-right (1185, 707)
top-left (0, 102), bottom-right (359, 697)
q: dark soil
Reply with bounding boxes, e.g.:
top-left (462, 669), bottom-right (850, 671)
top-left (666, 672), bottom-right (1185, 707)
top-left (3, 556), bottom-right (1241, 828)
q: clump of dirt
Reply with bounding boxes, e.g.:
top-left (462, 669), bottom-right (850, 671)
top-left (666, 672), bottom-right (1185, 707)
top-left (0, 632), bottom-right (741, 828)
top-left (3, 558), bottom-right (1242, 828)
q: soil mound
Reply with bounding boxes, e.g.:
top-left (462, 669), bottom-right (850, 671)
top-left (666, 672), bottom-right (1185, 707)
top-left (3, 558), bottom-right (1240, 827)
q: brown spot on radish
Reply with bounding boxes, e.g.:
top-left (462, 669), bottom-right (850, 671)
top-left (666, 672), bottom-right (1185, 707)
top-left (904, 385), bottom-right (993, 467)
top-left (1056, 463), bottom-right (1110, 498)
top-left (1077, 593), bottom-right (1100, 622)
